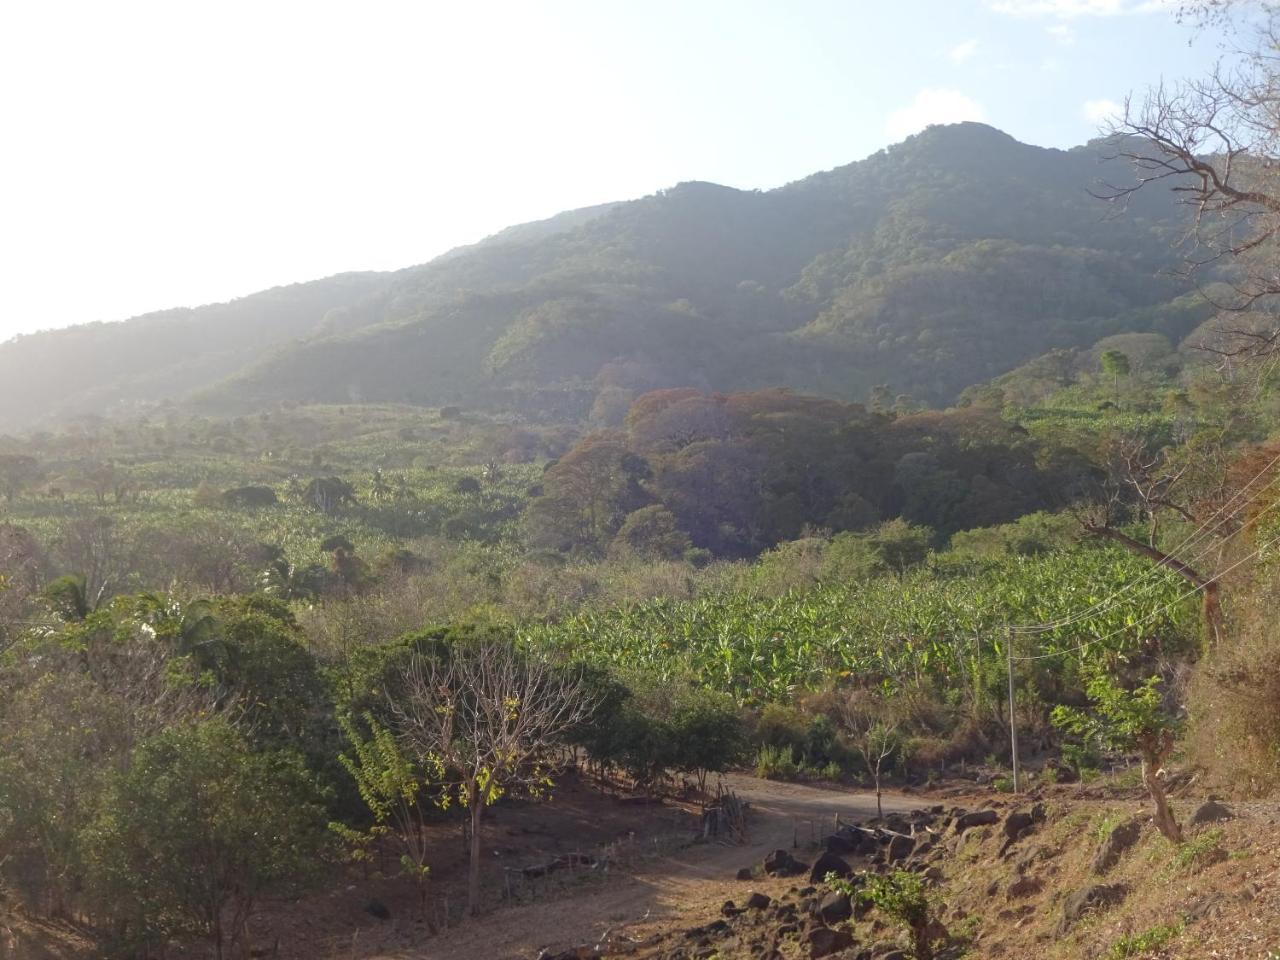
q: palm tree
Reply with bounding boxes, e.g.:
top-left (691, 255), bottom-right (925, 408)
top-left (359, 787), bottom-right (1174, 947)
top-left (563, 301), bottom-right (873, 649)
top-left (42, 574), bottom-right (92, 621)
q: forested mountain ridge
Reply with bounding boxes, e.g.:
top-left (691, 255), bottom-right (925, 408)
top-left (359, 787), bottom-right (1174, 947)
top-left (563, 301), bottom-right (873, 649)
top-left (0, 123), bottom-right (1196, 431)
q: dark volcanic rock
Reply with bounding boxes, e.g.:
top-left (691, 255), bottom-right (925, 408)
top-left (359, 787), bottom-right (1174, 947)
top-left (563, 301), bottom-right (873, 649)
top-left (1191, 798), bottom-right (1235, 826)
top-left (953, 809), bottom-right (999, 833)
top-left (807, 926), bottom-right (854, 958)
top-left (816, 890), bottom-right (852, 924)
top-left (1091, 818), bottom-right (1143, 875)
top-left (764, 848), bottom-right (810, 877)
top-left (746, 891), bottom-right (772, 910)
top-left (809, 851), bottom-right (853, 883)
top-left (1058, 884), bottom-right (1127, 932)
top-left (886, 834), bottom-right (915, 863)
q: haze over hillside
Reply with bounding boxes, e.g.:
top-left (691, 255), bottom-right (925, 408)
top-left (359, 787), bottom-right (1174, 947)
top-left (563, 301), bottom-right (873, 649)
top-left (0, 123), bottom-right (1199, 432)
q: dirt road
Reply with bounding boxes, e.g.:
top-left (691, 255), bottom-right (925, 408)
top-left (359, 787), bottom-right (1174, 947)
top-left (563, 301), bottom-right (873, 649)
top-left (403, 775), bottom-right (913, 960)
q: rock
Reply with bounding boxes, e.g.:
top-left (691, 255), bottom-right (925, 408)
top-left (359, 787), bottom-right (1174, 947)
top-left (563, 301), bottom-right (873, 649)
top-left (1091, 818), bottom-right (1143, 875)
top-left (953, 809), bottom-right (999, 833)
top-left (840, 826), bottom-right (881, 856)
top-left (737, 867), bottom-right (755, 881)
top-left (363, 898), bottom-right (391, 920)
top-left (1190, 798), bottom-right (1235, 826)
top-left (817, 890), bottom-right (852, 924)
top-left (810, 851), bottom-right (853, 883)
top-left (746, 891), bottom-right (772, 910)
top-left (886, 834), bottom-right (915, 863)
top-left (720, 900), bottom-right (742, 917)
top-left (1058, 884), bottom-right (1127, 932)
top-left (1003, 804), bottom-right (1045, 840)
top-left (1006, 875), bottom-right (1043, 899)
top-left (825, 833), bottom-right (856, 855)
top-left (807, 926), bottom-right (854, 958)
top-left (764, 849), bottom-right (810, 877)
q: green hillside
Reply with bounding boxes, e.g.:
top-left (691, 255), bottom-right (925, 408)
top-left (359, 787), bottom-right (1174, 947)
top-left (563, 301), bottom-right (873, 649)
top-left (0, 123), bottom-right (1195, 431)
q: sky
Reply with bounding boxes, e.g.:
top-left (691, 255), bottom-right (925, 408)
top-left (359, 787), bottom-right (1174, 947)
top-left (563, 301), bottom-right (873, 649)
top-left (0, 0), bottom-right (1224, 340)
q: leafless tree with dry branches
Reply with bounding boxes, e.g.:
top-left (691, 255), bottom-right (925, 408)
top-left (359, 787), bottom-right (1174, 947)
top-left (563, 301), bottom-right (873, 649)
top-left (1098, 2), bottom-right (1280, 361)
top-left (390, 637), bottom-right (595, 916)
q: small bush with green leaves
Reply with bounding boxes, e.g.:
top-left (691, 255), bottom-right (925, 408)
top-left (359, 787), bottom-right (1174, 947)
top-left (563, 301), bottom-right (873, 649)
top-left (1105, 921), bottom-right (1184, 959)
top-left (829, 869), bottom-right (942, 960)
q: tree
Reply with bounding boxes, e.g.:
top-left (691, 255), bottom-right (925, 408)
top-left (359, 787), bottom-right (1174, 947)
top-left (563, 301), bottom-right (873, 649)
top-left (0, 454), bottom-right (41, 502)
top-left (1101, 3), bottom-right (1280, 360)
top-left (390, 634), bottom-right (595, 915)
top-left (1052, 672), bottom-right (1184, 842)
top-left (855, 721), bottom-right (901, 819)
top-left (670, 692), bottom-right (744, 793)
top-left (609, 505), bottom-right (692, 561)
top-left (83, 721), bottom-right (326, 960)
top-left (1099, 348), bottom-right (1131, 405)
top-left (335, 712), bottom-right (442, 910)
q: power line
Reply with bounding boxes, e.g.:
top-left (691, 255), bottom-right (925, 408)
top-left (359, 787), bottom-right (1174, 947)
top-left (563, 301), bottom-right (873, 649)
top-left (1012, 524), bottom-right (1280, 662)
top-left (1012, 445), bottom-right (1280, 634)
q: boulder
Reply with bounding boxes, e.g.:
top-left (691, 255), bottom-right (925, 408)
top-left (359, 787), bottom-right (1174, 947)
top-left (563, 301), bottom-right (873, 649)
top-left (816, 890), bottom-right (852, 925)
top-left (363, 898), bottom-right (391, 920)
top-left (953, 809), bottom-right (999, 833)
top-left (1003, 804), bottom-right (1045, 840)
top-left (809, 851), bottom-right (853, 884)
top-left (1190, 798), bottom-right (1235, 826)
top-left (720, 900), bottom-right (742, 917)
top-left (886, 834), bottom-right (915, 863)
top-left (807, 926), bottom-right (854, 959)
top-left (1091, 818), bottom-right (1143, 875)
top-left (1006, 875), bottom-right (1043, 899)
top-left (825, 833), bottom-right (855, 855)
top-left (1058, 884), bottom-right (1127, 933)
top-left (746, 891), bottom-right (772, 910)
top-left (764, 849), bottom-right (809, 877)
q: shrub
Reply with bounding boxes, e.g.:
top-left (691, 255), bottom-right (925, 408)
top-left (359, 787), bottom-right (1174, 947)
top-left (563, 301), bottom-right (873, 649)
top-left (754, 743), bottom-right (799, 780)
top-left (83, 720), bottom-right (327, 959)
top-left (830, 870), bottom-right (943, 960)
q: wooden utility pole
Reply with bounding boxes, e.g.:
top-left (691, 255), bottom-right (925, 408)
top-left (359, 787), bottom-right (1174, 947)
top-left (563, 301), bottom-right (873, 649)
top-left (1006, 628), bottom-right (1020, 793)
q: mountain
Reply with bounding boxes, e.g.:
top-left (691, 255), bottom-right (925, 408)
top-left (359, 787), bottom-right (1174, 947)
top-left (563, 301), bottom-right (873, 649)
top-left (0, 124), bottom-right (1196, 432)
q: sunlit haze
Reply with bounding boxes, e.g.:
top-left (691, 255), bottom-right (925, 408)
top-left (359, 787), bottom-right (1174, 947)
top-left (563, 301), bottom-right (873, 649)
top-left (0, 0), bottom-right (1215, 340)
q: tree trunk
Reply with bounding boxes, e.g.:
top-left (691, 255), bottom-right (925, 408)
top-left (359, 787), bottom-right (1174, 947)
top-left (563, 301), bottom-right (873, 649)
top-left (1082, 524), bottom-right (1224, 644)
top-left (1142, 754), bottom-right (1183, 843)
top-left (467, 799), bottom-right (483, 916)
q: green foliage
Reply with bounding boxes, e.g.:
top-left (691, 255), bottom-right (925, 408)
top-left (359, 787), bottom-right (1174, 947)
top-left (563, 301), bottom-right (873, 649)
top-left (335, 712), bottom-right (442, 891)
top-left (1052, 673), bottom-right (1183, 757)
top-left (527, 547), bottom-right (1194, 703)
top-left (82, 720), bottom-right (327, 957)
top-left (1171, 828), bottom-right (1225, 872)
top-left (1105, 921), bottom-right (1184, 959)
top-left (831, 870), bottom-right (941, 960)
top-left (754, 743), bottom-right (799, 780)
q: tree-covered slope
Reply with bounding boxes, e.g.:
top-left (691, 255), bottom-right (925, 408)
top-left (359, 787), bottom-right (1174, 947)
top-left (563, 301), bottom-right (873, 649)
top-left (0, 123), bottom-right (1195, 430)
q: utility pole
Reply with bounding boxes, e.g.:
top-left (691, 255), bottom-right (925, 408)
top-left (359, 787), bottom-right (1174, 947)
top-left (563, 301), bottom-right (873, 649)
top-left (1006, 627), bottom-right (1020, 793)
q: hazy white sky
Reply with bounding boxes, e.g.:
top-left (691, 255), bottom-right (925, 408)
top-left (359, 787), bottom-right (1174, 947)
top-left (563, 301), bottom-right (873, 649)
top-left (0, 0), bottom-right (1218, 340)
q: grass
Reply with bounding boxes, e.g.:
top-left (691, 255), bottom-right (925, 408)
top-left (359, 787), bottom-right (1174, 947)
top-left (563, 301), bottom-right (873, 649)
top-left (1105, 921), bottom-right (1185, 959)
top-left (1093, 812), bottom-right (1123, 842)
top-left (1170, 828), bottom-right (1225, 872)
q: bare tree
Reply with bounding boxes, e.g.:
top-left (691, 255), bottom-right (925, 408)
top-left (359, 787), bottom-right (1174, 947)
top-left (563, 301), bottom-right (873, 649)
top-left (854, 722), bottom-right (900, 820)
top-left (1099, 3), bottom-right (1280, 361)
top-left (1073, 431), bottom-right (1240, 644)
top-left (391, 638), bottom-right (595, 916)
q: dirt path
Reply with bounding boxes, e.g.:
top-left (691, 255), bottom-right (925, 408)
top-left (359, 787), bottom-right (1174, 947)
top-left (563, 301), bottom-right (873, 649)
top-left (392, 775), bottom-right (914, 960)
